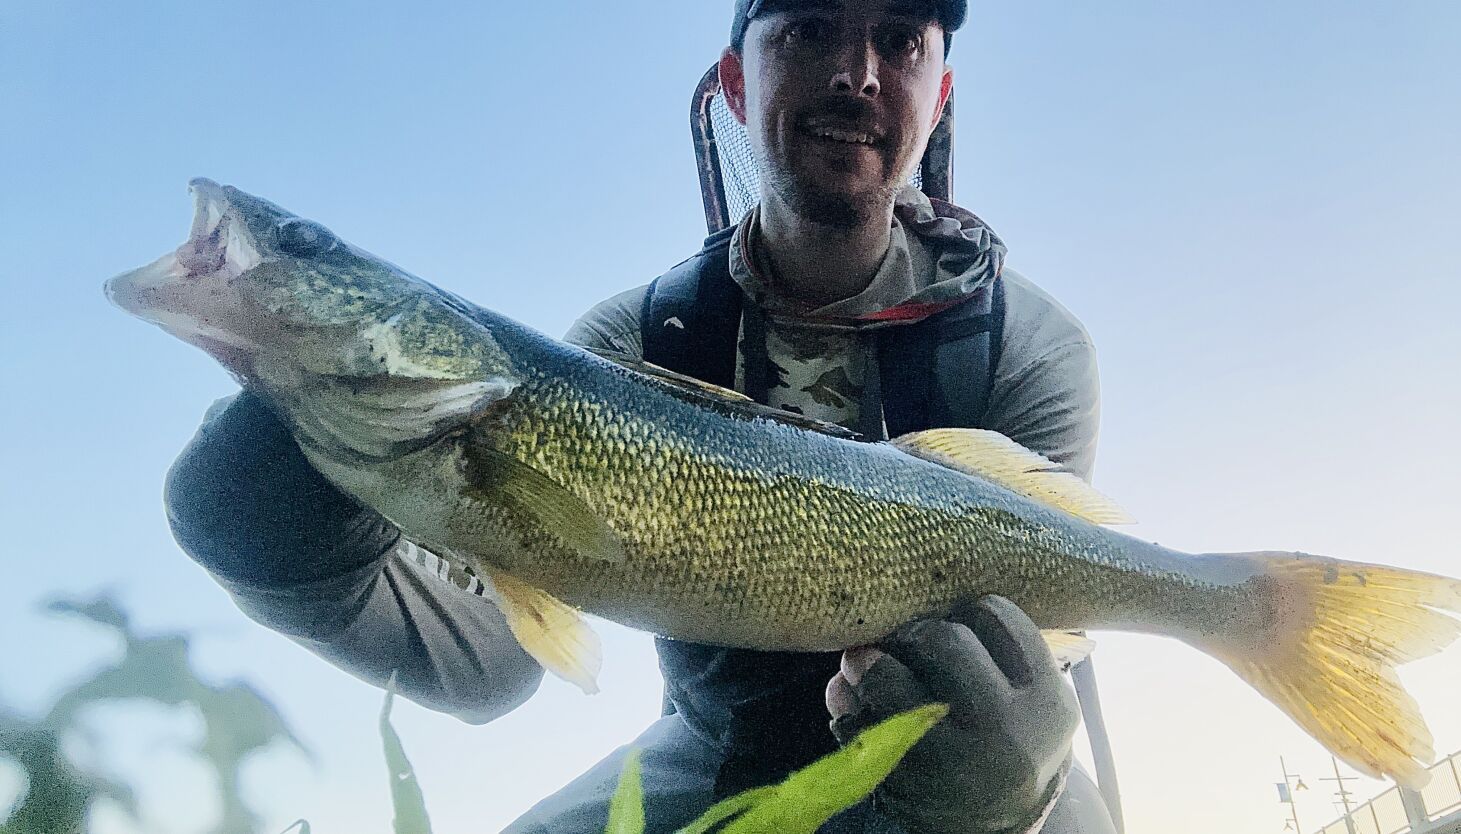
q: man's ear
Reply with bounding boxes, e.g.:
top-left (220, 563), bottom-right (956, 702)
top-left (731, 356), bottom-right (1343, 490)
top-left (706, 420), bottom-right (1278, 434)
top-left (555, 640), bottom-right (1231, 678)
top-left (933, 66), bottom-right (953, 129)
top-left (719, 47), bottom-right (749, 126)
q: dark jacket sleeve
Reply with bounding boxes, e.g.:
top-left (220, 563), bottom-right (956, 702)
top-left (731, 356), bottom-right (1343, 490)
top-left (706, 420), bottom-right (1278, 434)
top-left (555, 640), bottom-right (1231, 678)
top-left (165, 390), bottom-right (542, 723)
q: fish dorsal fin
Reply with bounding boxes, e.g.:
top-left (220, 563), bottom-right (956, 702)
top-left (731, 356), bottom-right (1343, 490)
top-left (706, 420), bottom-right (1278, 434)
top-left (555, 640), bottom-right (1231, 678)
top-left (485, 568), bottom-right (602, 694)
top-left (893, 428), bottom-right (1135, 525)
top-left (468, 447), bottom-right (627, 564)
top-left (584, 347), bottom-right (862, 441)
top-left (584, 347), bottom-right (754, 403)
top-left (1041, 630), bottom-right (1097, 670)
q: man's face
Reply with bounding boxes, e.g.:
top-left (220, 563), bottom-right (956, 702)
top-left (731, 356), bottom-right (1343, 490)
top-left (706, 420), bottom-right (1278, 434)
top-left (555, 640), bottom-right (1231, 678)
top-left (722, 0), bottom-right (953, 227)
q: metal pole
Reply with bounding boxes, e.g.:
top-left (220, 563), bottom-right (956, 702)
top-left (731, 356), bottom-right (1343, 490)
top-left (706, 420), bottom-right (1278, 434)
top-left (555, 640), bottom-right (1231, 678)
top-left (1073, 656), bottom-right (1125, 834)
top-left (1399, 786), bottom-right (1429, 829)
top-left (1281, 756), bottom-right (1304, 834)
top-left (1318, 757), bottom-right (1360, 834)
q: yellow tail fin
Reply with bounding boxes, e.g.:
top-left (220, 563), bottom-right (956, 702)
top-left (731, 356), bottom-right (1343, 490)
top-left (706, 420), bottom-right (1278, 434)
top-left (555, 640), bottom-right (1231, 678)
top-left (1214, 554), bottom-right (1461, 787)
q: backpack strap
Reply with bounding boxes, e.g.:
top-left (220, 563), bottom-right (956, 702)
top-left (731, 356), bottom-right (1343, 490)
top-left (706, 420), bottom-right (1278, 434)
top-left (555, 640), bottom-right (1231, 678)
top-left (879, 274), bottom-right (1006, 436)
top-left (641, 226), bottom-right (1007, 436)
top-left (640, 226), bottom-right (741, 388)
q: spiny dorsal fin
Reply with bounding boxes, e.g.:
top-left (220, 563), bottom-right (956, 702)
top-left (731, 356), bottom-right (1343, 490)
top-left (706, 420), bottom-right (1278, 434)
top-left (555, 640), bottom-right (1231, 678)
top-left (486, 568), bottom-right (602, 694)
top-left (583, 347), bottom-right (754, 403)
top-left (893, 428), bottom-right (1135, 525)
top-left (584, 347), bottom-right (862, 441)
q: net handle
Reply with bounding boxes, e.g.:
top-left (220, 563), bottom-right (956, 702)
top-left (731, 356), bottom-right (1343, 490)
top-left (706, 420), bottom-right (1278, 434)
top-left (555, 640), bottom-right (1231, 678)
top-left (690, 63), bottom-right (956, 236)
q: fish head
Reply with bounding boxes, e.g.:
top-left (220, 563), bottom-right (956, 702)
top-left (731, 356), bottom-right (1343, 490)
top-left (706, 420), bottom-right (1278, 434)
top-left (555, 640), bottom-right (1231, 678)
top-left (105, 179), bottom-right (508, 385)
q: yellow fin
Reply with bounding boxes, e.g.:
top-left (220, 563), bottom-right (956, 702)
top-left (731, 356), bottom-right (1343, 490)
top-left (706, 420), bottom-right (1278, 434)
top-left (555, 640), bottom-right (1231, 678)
top-left (1209, 553), bottom-right (1461, 788)
top-left (469, 448), bottom-right (627, 563)
top-left (893, 428), bottom-right (1135, 525)
top-left (486, 569), bottom-right (602, 694)
top-left (1041, 630), bottom-right (1096, 670)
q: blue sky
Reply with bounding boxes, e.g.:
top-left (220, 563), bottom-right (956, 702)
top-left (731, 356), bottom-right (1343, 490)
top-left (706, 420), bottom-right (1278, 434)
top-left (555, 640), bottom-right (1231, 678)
top-left (2, 2), bottom-right (1459, 832)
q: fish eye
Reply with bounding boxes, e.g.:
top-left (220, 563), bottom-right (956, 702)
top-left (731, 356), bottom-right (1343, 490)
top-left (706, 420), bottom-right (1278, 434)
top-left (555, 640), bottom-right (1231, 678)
top-left (276, 218), bottom-right (338, 257)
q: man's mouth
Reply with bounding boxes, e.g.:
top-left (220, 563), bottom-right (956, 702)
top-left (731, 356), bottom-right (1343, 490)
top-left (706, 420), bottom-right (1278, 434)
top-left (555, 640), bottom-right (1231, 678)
top-left (798, 116), bottom-right (884, 147)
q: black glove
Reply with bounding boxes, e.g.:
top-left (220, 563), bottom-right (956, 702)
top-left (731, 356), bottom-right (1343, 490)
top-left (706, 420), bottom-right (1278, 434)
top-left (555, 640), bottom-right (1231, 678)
top-left (825, 596), bottom-right (1078, 834)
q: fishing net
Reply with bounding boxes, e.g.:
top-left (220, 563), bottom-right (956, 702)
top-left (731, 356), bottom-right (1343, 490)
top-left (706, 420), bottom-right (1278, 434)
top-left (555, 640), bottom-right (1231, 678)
top-left (706, 89), bottom-right (925, 227)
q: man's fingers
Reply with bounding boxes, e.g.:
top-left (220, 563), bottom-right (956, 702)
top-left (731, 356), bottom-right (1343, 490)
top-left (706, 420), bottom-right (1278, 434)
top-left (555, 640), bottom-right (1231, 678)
top-left (825, 670), bottom-right (860, 718)
top-left (841, 646), bottom-right (884, 686)
top-left (968, 596), bottom-right (1061, 689)
top-left (877, 620), bottom-right (1010, 709)
top-left (848, 650), bottom-right (932, 716)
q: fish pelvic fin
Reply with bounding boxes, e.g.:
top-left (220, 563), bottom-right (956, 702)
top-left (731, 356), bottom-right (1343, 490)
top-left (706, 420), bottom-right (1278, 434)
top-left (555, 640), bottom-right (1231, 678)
top-left (485, 569), bottom-right (602, 695)
top-left (1041, 630), bottom-right (1096, 671)
top-left (1214, 553), bottom-right (1461, 788)
top-left (892, 429), bottom-right (1135, 525)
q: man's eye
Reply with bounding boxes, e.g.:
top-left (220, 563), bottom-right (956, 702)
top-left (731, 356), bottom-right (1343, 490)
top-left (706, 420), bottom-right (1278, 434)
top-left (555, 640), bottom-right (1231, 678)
top-left (876, 26), bottom-right (922, 58)
top-left (785, 19), bottom-right (828, 45)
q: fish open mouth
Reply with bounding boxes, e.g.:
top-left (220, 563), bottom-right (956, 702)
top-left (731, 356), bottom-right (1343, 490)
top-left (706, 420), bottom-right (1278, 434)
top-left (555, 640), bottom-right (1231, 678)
top-left (175, 178), bottom-right (263, 282)
top-left (104, 178), bottom-right (265, 365)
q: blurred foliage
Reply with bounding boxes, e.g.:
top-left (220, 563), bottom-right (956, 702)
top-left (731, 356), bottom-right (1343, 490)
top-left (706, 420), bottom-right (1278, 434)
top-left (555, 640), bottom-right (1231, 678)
top-left (5, 596), bottom-right (940, 834)
top-left (0, 709), bottom-right (136, 834)
top-left (0, 595), bottom-right (305, 834)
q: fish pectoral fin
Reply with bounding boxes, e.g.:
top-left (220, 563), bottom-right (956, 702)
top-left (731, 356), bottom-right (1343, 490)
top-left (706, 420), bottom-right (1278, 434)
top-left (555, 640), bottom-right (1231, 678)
top-left (1041, 630), bottom-right (1096, 670)
top-left (892, 428), bottom-right (1135, 525)
top-left (468, 448), bottom-right (628, 564)
top-left (486, 569), bottom-right (602, 694)
top-left (298, 374), bottom-right (518, 462)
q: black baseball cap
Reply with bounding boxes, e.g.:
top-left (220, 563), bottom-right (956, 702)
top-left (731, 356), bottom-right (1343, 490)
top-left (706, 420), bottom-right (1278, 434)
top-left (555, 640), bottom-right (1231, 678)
top-left (730, 0), bottom-right (968, 53)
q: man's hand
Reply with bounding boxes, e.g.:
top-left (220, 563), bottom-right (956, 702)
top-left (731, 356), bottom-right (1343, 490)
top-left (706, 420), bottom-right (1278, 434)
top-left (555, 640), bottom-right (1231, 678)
top-left (825, 596), bottom-right (1078, 834)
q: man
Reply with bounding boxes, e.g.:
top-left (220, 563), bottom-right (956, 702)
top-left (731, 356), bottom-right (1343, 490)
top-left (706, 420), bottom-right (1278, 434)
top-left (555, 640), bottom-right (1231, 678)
top-left (164, 1), bottom-right (1119, 831)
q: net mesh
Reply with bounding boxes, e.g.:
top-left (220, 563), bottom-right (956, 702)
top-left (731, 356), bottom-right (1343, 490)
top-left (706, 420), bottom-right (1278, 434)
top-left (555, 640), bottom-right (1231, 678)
top-left (707, 90), bottom-right (923, 226)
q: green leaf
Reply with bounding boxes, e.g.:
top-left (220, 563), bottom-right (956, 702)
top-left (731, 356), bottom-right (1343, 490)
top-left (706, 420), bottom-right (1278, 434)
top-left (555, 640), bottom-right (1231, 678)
top-left (674, 787), bottom-right (776, 834)
top-left (604, 750), bottom-right (646, 834)
top-left (380, 675), bottom-right (433, 834)
top-left (676, 704), bottom-right (948, 834)
top-left (277, 821), bottom-right (311, 834)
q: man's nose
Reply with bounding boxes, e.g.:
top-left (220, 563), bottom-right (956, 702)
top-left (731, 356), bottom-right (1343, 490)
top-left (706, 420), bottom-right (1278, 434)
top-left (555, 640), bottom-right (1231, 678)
top-left (830, 42), bottom-right (880, 97)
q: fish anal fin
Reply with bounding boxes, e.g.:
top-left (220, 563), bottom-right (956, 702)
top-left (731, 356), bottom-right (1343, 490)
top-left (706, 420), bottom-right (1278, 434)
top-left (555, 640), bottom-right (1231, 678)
top-left (487, 569), bottom-right (602, 695)
top-left (893, 428), bottom-right (1135, 525)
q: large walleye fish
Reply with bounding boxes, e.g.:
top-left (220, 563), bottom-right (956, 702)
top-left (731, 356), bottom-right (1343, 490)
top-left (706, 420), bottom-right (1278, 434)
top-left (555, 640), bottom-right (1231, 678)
top-left (108, 180), bottom-right (1460, 787)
